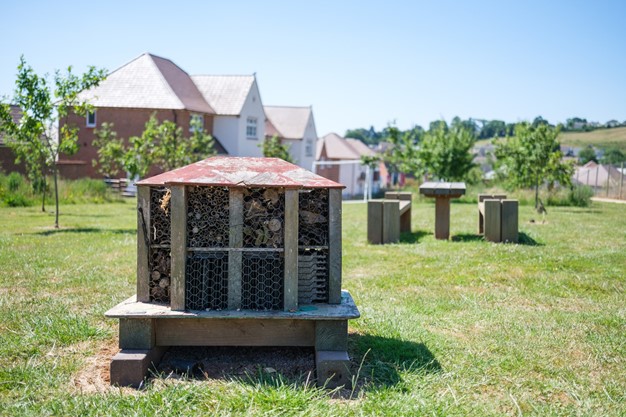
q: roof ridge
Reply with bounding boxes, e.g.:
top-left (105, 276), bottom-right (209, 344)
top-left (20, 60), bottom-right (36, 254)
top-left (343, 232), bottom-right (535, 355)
top-left (147, 55), bottom-right (186, 110)
top-left (191, 74), bottom-right (255, 78)
top-left (264, 105), bottom-right (312, 109)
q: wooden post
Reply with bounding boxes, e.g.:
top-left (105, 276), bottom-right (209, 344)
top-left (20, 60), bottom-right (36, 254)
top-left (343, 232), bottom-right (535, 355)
top-left (228, 189), bottom-right (243, 310)
top-left (484, 199), bottom-right (502, 242)
top-left (136, 186), bottom-right (151, 302)
top-left (315, 320), bottom-right (348, 351)
top-left (170, 185), bottom-right (187, 311)
top-left (434, 197), bottom-right (451, 240)
top-left (119, 318), bottom-right (155, 350)
top-left (284, 189), bottom-right (299, 311)
top-left (382, 200), bottom-right (400, 243)
top-left (367, 200), bottom-right (383, 244)
top-left (501, 200), bottom-right (519, 243)
top-left (619, 162), bottom-right (624, 200)
top-left (328, 188), bottom-right (342, 304)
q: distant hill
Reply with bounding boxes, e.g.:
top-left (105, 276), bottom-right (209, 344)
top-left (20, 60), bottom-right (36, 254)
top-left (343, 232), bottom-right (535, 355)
top-left (559, 127), bottom-right (626, 152)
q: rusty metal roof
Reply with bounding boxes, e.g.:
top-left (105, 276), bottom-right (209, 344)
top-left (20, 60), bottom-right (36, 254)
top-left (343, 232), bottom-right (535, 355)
top-left (137, 156), bottom-right (345, 188)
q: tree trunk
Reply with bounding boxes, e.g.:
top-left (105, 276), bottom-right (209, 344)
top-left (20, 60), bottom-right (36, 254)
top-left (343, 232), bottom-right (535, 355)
top-left (53, 165), bottom-right (59, 229)
top-left (534, 177), bottom-right (539, 209)
top-left (41, 170), bottom-right (47, 212)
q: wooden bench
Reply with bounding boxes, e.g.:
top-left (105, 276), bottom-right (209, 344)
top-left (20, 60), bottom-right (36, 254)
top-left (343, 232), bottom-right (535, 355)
top-left (478, 194), bottom-right (518, 243)
top-left (367, 192), bottom-right (412, 244)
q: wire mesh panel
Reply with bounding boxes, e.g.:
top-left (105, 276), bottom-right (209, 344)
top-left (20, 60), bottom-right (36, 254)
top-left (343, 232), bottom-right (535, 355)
top-left (241, 252), bottom-right (284, 310)
top-left (187, 186), bottom-right (229, 248)
top-left (299, 189), bottom-right (329, 247)
top-left (149, 248), bottom-right (171, 303)
top-left (150, 187), bottom-right (171, 303)
top-left (298, 249), bottom-right (329, 304)
top-left (185, 252), bottom-right (229, 310)
top-left (243, 188), bottom-right (285, 248)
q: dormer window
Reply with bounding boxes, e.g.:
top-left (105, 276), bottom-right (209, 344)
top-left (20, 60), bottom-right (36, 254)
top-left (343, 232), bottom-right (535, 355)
top-left (246, 117), bottom-right (257, 139)
top-left (86, 111), bottom-right (96, 128)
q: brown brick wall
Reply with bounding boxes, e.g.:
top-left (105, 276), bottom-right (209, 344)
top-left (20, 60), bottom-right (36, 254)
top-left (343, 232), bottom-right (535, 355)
top-left (0, 145), bottom-right (27, 175)
top-left (58, 108), bottom-right (215, 179)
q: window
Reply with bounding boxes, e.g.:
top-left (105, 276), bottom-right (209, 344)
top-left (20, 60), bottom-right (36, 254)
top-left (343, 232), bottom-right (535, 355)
top-left (305, 139), bottom-right (313, 157)
top-left (86, 111), bottom-right (96, 128)
top-left (246, 117), bottom-right (257, 139)
top-left (190, 113), bottom-right (204, 133)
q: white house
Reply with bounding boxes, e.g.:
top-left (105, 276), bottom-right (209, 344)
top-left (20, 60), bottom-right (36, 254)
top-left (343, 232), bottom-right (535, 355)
top-left (264, 105), bottom-right (317, 170)
top-left (192, 75), bottom-right (265, 157)
top-left (315, 132), bottom-right (380, 198)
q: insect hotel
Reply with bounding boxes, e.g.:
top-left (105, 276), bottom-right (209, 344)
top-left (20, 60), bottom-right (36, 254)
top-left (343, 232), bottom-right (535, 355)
top-left (105, 157), bottom-right (359, 388)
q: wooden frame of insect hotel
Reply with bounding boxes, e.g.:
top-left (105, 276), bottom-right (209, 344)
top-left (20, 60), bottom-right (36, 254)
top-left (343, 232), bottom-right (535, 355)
top-left (105, 157), bottom-right (360, 388)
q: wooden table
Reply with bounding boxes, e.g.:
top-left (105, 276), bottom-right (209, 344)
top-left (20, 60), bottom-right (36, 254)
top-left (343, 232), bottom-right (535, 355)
top-left (419, 182), bottom-right (466, 240)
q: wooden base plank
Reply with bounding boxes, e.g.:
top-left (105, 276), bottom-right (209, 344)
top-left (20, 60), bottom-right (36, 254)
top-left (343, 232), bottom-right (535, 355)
top-left (156, 319), bottom-right (316, 346)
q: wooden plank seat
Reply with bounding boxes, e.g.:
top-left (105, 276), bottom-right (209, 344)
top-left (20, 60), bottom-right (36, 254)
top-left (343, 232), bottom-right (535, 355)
top-left (367, 192), bottom-right (412, 244)
top-left (477, 194), bottom-right (519, 243)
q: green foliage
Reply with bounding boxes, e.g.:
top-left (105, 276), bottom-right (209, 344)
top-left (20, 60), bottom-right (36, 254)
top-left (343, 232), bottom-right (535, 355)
top-left (154, 119), bottom-right (186, 171)
top-left (260, 135), bottom-right (293, 162)
top-left (418, 123), bottom-right (476, 182)
top-left (494, 122), bottom-right (574, 207)
top-left (92, 122), bottom-right (125, 177)
top-left (567, 184), bottom-right (594, 207)
top-left (578, 145), bottom-right (597, 164)
top-left (95, 114), bottom-right (217, 179)
top-left (7, 171), bottom-right (23, 192)
top-left (0, 56), bottom-right (106, 227)
top-left (600, 147), bottom-right (626, 165)
top-left (188, 116), bottom-right (216, 163)
top-left (0, 173), bottom-right (121, 207)
top-left (376, 124), bottom-right (422, 177)
top-left (124, 115), bottom-right (159, 180)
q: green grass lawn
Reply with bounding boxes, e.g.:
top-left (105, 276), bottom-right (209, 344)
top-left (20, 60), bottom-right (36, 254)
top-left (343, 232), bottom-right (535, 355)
top-left (0, 199), bottom-right (624, 416)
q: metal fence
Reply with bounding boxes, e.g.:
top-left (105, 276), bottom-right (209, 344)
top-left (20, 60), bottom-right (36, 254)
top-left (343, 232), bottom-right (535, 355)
top-left (574, 162), bottom-right (626, 200)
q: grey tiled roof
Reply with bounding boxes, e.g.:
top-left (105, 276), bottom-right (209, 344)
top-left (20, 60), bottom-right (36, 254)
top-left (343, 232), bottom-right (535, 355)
top-left (191, 75), bottom-right (255, 116)
top-left (78, 53), bottom-right (214, 113)
top-left (263, 106), bottom-right (312, 140)
top-left (317, 133), bottom-right (375, 160)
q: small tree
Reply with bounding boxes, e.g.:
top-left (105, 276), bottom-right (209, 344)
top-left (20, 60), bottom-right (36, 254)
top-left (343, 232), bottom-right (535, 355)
top-left (92, 122), bottom-right (125, 177)
top-left (155, 119), bottom-right (186, 171)
top-left (494, 122), bottom-right (574, 208)
top-left (601, 147), bottom-right (626, 165)
top-left (152, 114), bottom-right (216, 171)
top-left (0, 56), bottom-right (106, 227)
top-left (123, 115), bottom-right (159, 180)
top-left (418, 123), bottom-right (476, 182)
top-left (260, 135), bottom-right (293, 162)
top-left (93, 114), bottom-right (217, 179)
top-left (188, 116), bottom-right (216, 162)
top-left (578, 145), bottom-right (597, 164)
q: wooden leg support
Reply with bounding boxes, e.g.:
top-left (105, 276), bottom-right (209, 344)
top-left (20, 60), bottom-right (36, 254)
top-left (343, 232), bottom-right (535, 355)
top-left (316, 350), bottom-right (351, 389)
top-left (110, 346), bottom-right (168, 387)
top-left (434, 197), bottom-right (451, 240)
top-left (315, 320), bottom-right (351, 388)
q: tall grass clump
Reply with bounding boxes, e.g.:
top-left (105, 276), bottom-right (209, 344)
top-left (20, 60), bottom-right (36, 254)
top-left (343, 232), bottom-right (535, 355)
top-left (0, 173), bottom-right (124, 207)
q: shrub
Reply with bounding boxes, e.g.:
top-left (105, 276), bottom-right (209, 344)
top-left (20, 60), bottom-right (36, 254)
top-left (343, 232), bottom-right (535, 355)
top-left (7, 172), bottom-right (23, 192)
top-left (568, 185), bottom-right (594, 207)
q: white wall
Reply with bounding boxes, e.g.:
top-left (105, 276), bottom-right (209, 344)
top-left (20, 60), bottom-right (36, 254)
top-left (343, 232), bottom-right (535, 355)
top-left (299, 113), bottom-right (318, 171)
top-left (338, 162), bottom-right (368, 198)
top-left (237, 79), bottom-right (265, 157)
top-left (213, 116), bottom-right (240, 155)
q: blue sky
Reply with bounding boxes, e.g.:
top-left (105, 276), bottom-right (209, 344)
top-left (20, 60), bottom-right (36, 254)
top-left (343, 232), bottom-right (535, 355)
top-left (2, 0), bottom-right (625, 135)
